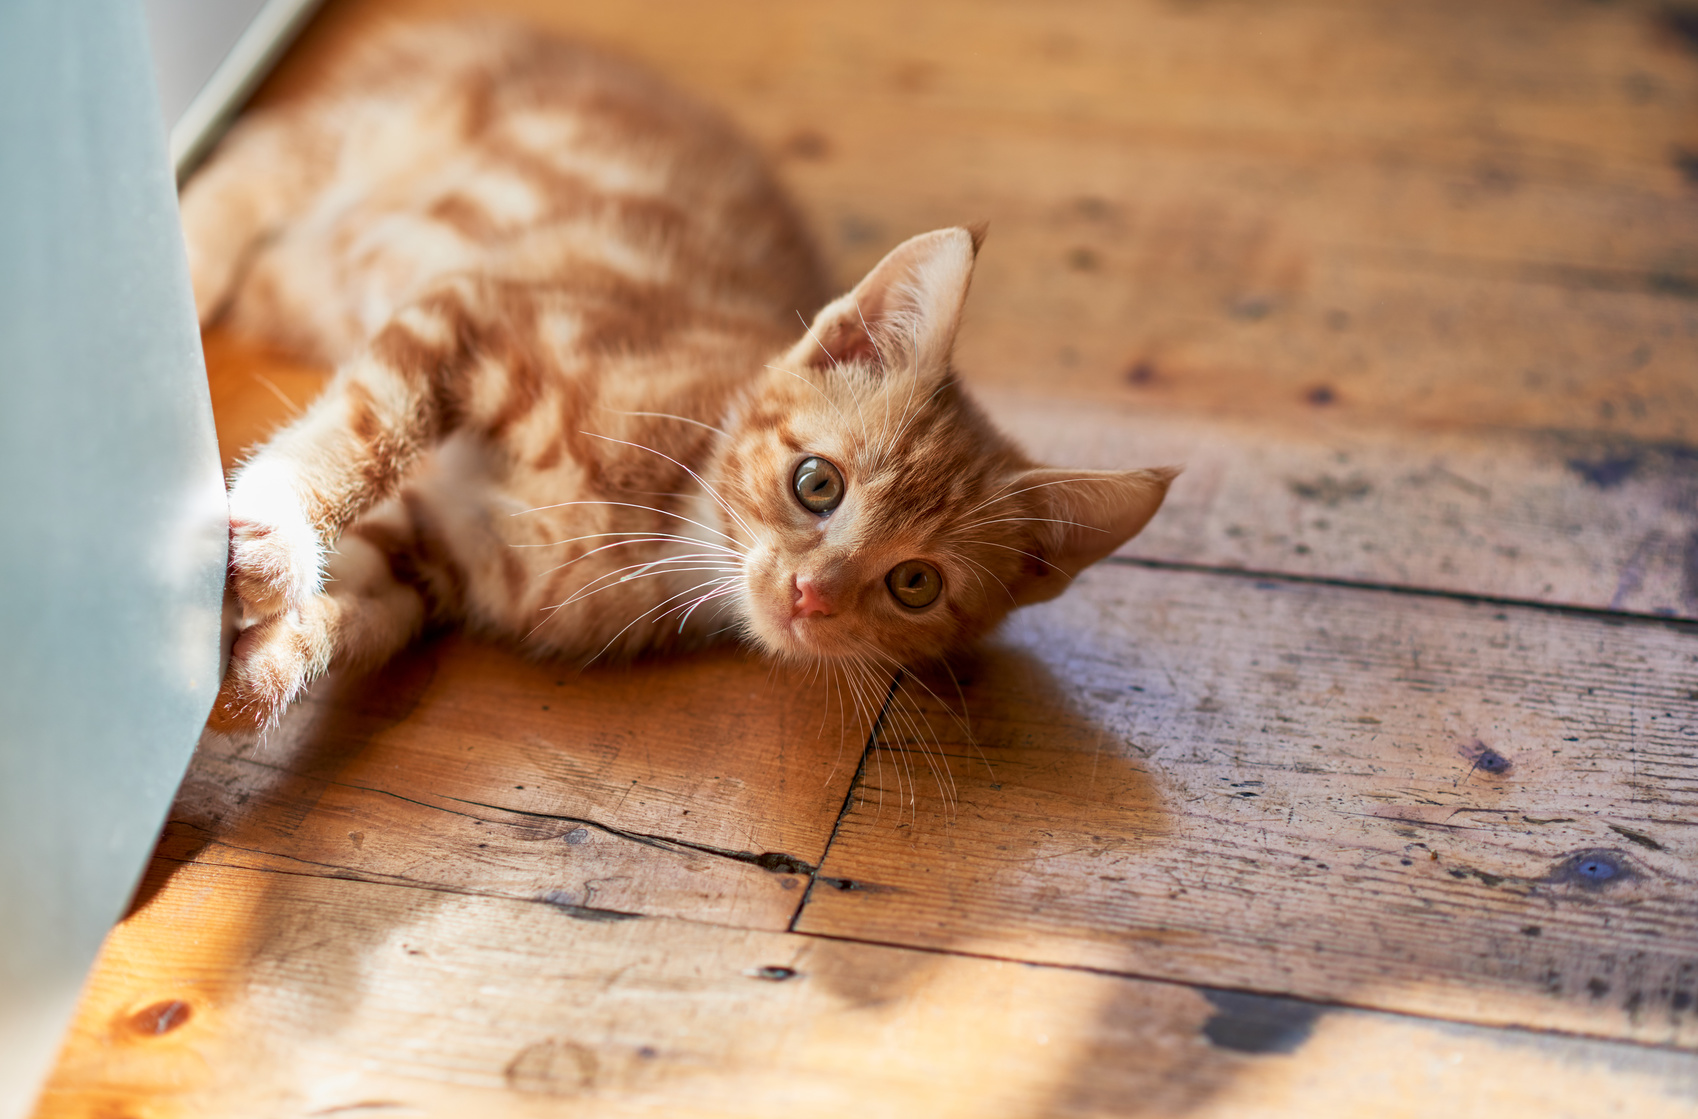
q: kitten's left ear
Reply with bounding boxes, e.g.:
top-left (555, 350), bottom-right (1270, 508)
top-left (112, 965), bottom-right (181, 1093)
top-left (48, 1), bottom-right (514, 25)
top-left (1010, 466), bottom-right (1179, 606)
top-left (798, 224), bottom-right (986, 374)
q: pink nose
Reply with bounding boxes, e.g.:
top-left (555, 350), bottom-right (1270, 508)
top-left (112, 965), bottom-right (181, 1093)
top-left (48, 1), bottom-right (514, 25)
top-left (793, 574), bottom-right (833, 618)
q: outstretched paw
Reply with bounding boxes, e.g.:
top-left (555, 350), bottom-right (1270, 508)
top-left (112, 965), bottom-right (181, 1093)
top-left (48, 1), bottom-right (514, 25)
top-left (228, 470), bottom-right (323, 619)
top-left (206, 602), bottom-right (334, 734)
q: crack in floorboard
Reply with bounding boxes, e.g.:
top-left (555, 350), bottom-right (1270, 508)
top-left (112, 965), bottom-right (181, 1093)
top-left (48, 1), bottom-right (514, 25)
top-left (789, 673), bottom-right (901, 932)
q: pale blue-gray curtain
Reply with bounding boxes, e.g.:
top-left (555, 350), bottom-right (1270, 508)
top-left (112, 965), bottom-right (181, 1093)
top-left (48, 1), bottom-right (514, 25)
top-left (0, 1), bottom-right (226, 1113)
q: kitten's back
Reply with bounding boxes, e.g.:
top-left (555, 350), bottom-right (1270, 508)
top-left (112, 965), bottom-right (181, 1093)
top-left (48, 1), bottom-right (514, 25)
top-left (184, 19), bottom-right (827, 363)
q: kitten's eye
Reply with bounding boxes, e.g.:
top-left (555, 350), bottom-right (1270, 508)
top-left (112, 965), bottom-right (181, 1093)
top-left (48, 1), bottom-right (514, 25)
top-left (886, 560), bottom-right (942, 609)
top-left (793, 456), bottom-right (844, 515)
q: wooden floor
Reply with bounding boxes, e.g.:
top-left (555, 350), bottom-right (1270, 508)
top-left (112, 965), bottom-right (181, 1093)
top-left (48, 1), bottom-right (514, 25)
top-left (36, 0), bottom-right (1698, 1114)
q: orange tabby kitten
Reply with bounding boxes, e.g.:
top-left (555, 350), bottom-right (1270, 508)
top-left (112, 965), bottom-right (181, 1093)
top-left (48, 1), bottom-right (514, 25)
top-left (185, 20), bottom-right (1174, 733)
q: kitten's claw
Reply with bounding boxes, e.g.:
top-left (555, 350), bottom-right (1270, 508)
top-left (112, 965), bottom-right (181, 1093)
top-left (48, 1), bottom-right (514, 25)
top-left (206, 604), bottom-right (333, 734)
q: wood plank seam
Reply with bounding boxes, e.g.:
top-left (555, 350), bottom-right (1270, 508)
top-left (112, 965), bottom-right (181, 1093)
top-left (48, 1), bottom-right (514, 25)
top-left (1106, 555), bottom-right (1698, 628)
top-left (145, 560), bottom-right (1695, 1045)
top-left (143, 844), bottom-right (1698, 1064)
top-left (783, 927), bottom-right (1698, 1059)
top-left (789, 675), bottom-right (902, 932)
top-left (46, 858), bottom-right (1698, 1118)
top-left (1342, 245), bottom-right (1698, 301)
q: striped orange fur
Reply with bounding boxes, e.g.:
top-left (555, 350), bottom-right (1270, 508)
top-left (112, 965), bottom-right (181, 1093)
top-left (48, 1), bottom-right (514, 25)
top-left (188, 20), bottom-right (1175, 733)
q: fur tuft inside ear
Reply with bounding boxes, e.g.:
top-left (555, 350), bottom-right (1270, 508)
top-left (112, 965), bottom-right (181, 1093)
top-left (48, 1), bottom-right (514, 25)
top-left (1011, 466), bottom-right (1179, 605)
top-left (797, 227), bottom-right (979, 375)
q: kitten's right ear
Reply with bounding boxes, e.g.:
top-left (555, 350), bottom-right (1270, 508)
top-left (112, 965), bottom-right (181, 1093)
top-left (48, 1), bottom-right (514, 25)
top-left (796, 226), bottom-right (983, 375)
top-left (1009, 466), bottom-right (1178, 606)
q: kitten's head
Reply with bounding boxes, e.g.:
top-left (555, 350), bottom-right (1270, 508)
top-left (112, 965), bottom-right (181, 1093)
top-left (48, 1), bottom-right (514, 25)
top-left (716, 226), bottom-right (1174, 666)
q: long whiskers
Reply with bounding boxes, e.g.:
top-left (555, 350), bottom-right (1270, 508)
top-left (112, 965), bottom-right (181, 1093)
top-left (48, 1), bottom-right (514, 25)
top-left (511, 498), bottom-right (747, 551)
top-left (764, 362), bottom-right (871, 452)
top-left (521, 560), bottom-right (737, 644)
top-left (536, 541), bottom-right (740, 579)
top-left (552, 558), bottom-right (741, 606)
top-left (578, 431), bottom-right (759, 549)
top-left (575, 574), bottom-right (742, 663)
top-left (811, 641), bottom-right (974, 825)
top-left (961, 475), bottom-right (1123, 520)
top-left (956, 552), bottom-right (1018, 605)
top-left (956, 537), bottom-right (1051, 567)
top-left (510, 529), bottom-right (742, 556)
top-left (797, 309), bottom-right (840, 370)
top-left (955, 514), bottom-right (1108, 535)
top-left (600, 408), bottom-right (730, 438)
top-left (861, 646), bottom-right (974, 743)
top-left (882, 375), bottom-right (950, 470)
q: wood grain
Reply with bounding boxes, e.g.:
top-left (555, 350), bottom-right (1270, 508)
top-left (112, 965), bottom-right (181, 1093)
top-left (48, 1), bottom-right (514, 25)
top-left (988, 390), bottom-right (1698, 619)
top-left (801, 562), bottom-right (1698, 1047)
top-left (34, 862), bottom-right (1698, 1118)
top-left (34, 0), bottom-right (1698, 1114)
top-left (256, 0), bottom-right (1698, 442)
top-left (167, 633), bottom-right (880, 932)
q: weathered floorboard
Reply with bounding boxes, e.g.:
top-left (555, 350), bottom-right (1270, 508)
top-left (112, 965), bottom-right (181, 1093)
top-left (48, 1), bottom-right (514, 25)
top-left (272, 0), bottom-right (1698, 442)
top-left (994, 391), bottom-right (1698, 619)
top-left (801, 562), bottom-right (1698, 1047)
top-left (173, 635), bottom-right (879, 932)
top-left (200, 330), bottom-right (328, 472)
top-left (33, 862), bottom-right (1698, 1118)
top-left (35, 0), bottom-right (1698, 1113)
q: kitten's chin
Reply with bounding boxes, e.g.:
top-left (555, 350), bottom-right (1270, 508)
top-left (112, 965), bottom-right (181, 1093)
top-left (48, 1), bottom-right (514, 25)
top-left (746, 604), bottom-right (839, 661)
top-left (757, 616), bottom-right (826, 660)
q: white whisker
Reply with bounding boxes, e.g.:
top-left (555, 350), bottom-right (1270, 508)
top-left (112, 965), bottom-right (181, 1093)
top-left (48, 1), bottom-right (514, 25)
top-left (539, 544), bottom-right (739, 580)
top-left (962, 475), bottom-right (1121, 519)
top-left (957, 515), bottom-right (1105, 534)
top-left (797, 309), bottom-right (840, 370)
top-left (579, 431), bottom-right (759, 549)
top-left (511, 498), bottom-right (747, 550)
top-left (579, 575), bottom-right (743, 663)
top-left (510, 529), bottom-right (742, 557)
top-left (957, 537), bottom-right (1051, 567)
top-left (601, 408), bottom-right (730, 438)
top-left (957, 552), bottom-right (1018, 605)
top-left (765, 363), bottom-right (870, 451)
top-left (523, 573), bottom-right (730, 642)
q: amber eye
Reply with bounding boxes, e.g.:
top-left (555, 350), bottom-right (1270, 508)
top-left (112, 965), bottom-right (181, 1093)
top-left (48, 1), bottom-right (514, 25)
top-left (793, 456), bottom-right (844, 514)
top-left (886, 560), bottom-right (942, 609)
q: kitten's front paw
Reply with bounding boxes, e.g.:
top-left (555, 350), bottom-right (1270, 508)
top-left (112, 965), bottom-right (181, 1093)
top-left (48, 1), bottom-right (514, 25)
top-left (206, 604), bottom-right (333, 734)
top-left (228, 470), bottom-right (323, 618)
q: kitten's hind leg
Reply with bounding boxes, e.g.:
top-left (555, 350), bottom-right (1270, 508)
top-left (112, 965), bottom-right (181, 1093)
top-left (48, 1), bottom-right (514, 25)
top-left (209, 528), bottom-right (429, 733)
top-left (179, 107), bottom-right (338, 326)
